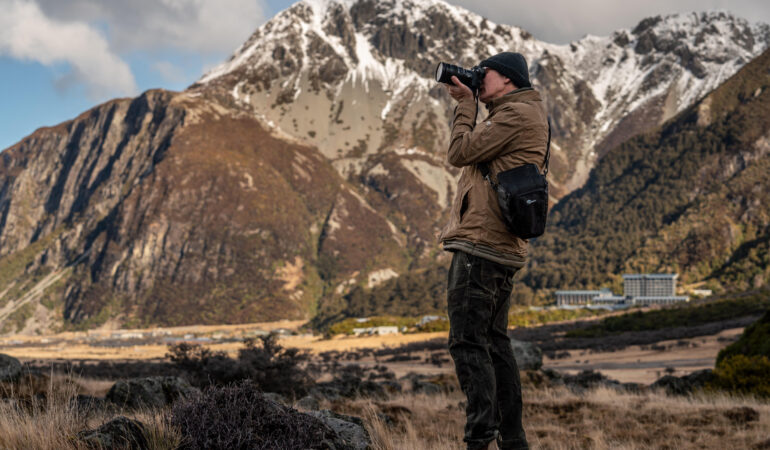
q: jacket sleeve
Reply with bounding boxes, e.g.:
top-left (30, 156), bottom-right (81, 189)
top-left (447, 99), bottom-right (521, 167)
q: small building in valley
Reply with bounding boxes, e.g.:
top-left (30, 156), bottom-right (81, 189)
top-left (352, 326), bottom-right (399, 336)
top-left (556, 274), bottom-right (689, 307)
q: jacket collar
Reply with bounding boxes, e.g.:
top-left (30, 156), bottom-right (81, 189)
top-left (484, 87), bottom-right (540, 111)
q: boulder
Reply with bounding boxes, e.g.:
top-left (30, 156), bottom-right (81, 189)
top-left (296, 395), bottom-right (320, 410)
top-left (262, 392), bottom-right (288, 405)
top-left (78, 416), bottom-right (148, 450)
top-left (510, 339), bottom-right (542, 371)
top-left (171, 382), bottom-right (365, 449)
top-left (307, 409), bottom-right (372, 450)
top-left (107, 376), bottom-right (198, 409)
top-left (0, 354), bottom-right (22, 382)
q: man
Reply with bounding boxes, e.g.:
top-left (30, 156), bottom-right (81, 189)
top-left (440, 52), bottom-right (548, 450)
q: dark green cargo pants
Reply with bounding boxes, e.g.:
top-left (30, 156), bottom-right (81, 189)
top-left (447, 250), bottom-right (529, 450)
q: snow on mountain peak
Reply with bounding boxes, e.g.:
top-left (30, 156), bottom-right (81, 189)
top-left (192, 0), bottom-right (770, 198)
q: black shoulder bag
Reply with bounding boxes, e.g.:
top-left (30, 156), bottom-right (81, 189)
top-left (478, 118), bottom-right (551, 239)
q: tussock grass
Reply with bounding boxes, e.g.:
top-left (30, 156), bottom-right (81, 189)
top-left (0, 374), bottom-right (179, 450)
top-left (324, 385), bottom-right (770, 450)
top-left (2, 371), bottom-right (768, 449)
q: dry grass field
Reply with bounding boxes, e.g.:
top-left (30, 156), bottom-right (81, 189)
top-left (345, 387), bottom-right (770, 450)
top-left (1, 374), bottom-right (768, 450)
top-left (2, 314), bottom-right (767, 449)
top-left (0, 315), bottom-right (744, 385)
top-left (543, 327), bottom-right (745, 384)
top-left (0, 321), bottom-right (448, 360)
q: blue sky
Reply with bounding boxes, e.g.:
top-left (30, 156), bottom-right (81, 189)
top-left (1, 0), bottom-right (768, 151)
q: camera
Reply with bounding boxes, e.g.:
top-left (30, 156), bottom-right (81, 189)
top-left (435, 62), bottom-right (485, 93)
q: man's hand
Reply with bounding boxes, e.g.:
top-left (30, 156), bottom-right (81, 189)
top-left (446, 76), bottom-right (474, 102)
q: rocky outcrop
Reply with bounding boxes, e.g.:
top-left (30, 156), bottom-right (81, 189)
top-left (170, 382), bottom-right (368, 449)
top-left (106, 376), bottom-right (198, 409)
top-left (195, 3), bottom-right (770, 203)
top-left (0, 89), bottom-right (410, 330)
top-left (0, 354), bottom-right (21, 382)
top-left (307, 409), bottom-right (372, 450)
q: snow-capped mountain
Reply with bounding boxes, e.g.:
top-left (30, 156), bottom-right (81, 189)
top-left (2, 0), bottom-right (769, 333)
top-left (192, 0), bottom-right (770, 196)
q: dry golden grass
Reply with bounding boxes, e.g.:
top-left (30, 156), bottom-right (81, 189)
top-left (323, 386), bottom-right (770, 450)
top-left (2, 372), bottom-right (768, 449)
top-left (0, 375), bottom-right (180, 450)
top-left (0, 315), bottom-right (450, 361)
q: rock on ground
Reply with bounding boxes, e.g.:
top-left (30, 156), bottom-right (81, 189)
top-left (0, 354), bottom-right (22, 382)
top-left (510, 339), bottom-right (543, 371)
top-left (307, 409), bottom-right (372, 450)
top-left (107, 376), bottom-right (199, 409)
top-left (78, 416), bottom-right (148, 450)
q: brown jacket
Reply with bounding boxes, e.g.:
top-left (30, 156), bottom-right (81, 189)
top-left (439, 87), bottom-right (549, 266)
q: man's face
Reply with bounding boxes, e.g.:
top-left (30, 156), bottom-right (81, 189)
top-left (478, 68), bottom-right (513, 103)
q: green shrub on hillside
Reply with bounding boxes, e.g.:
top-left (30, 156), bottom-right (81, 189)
top-left (716, 310), bottom-right (770, 364)
top-left (525, 49), bottom-right (770, 292)
top-left (509, 307), bottom-right (609, 328)
top-left (709, 354), bottom-right (770, 398)
top-left (418, 317), bottom-right (450, 332)
top-left (327, 316), bottom-right (415, 335)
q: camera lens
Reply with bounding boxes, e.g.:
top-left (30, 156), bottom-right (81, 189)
top-left (436, 63), bottom-right (445, 82)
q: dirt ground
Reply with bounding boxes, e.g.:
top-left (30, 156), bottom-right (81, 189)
top-left (542, 327), bottom-right (743, 384)
top-left (0, 318), bottom-right (742, 384)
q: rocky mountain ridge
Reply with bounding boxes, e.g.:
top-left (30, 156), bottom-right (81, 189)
top-left (1, 0), bottom-right (769, 333)
top-left (526, 47), bottom-right (770, 295)
top-left (194, 0), bottom-right (770, 196)
top-left (0, 90), bottom-right (412, 332)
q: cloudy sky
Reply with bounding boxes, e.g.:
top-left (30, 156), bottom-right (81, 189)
top-left (1, 0), bottom-right (768, 150)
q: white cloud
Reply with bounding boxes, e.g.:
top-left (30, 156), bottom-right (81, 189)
top-left (447, 0), bottom-right (770, 43)
top-left (0, 0), bottom-right (137, 99)
top-left (153, 61), bottom-right (187, 83)
top-left (35, 0), bottom-right (267, 54)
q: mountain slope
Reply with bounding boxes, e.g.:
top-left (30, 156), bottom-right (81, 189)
top-left (526, 47), bottom-right (770, 294)
top-left (194, 1), bottom-right (770, 198)
top-left (0, 91), bottom-right (409, 331)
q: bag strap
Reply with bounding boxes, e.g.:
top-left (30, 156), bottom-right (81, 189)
top-left (543, 116), bottom-right (551, 176)
top-left (478, 116), bottom-right (551, 184)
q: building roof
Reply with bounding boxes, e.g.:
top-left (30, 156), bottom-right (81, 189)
top-left (555, 290), bottom-right (604, 295)
top-left (622, 273), bottom-right (679, 279)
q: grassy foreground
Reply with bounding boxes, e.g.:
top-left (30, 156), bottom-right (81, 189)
top-left (1, 374), bottom-right (768, 450)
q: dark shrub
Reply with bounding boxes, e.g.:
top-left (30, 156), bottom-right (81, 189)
top-left (167, 342), bottom-right (244, 387)
top-left (709, 354), bottom-right (770, 398)
top-left (236, 335), bottom-right (314, 396)
top-left (171, 382), bottom-right (337, 450)
top-left (717, 310), bottom-right (770, 364)
top-left (166, 334), bottom-right (313, 397)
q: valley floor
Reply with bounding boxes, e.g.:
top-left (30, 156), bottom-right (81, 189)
top-left (0, 318), bottom-right (743, 384)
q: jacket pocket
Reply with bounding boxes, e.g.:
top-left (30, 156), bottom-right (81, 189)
top-left (459, 189), bottom-right (470, 223)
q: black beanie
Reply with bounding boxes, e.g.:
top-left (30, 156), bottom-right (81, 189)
top-left (479, 52), bottom-right (531, 88)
